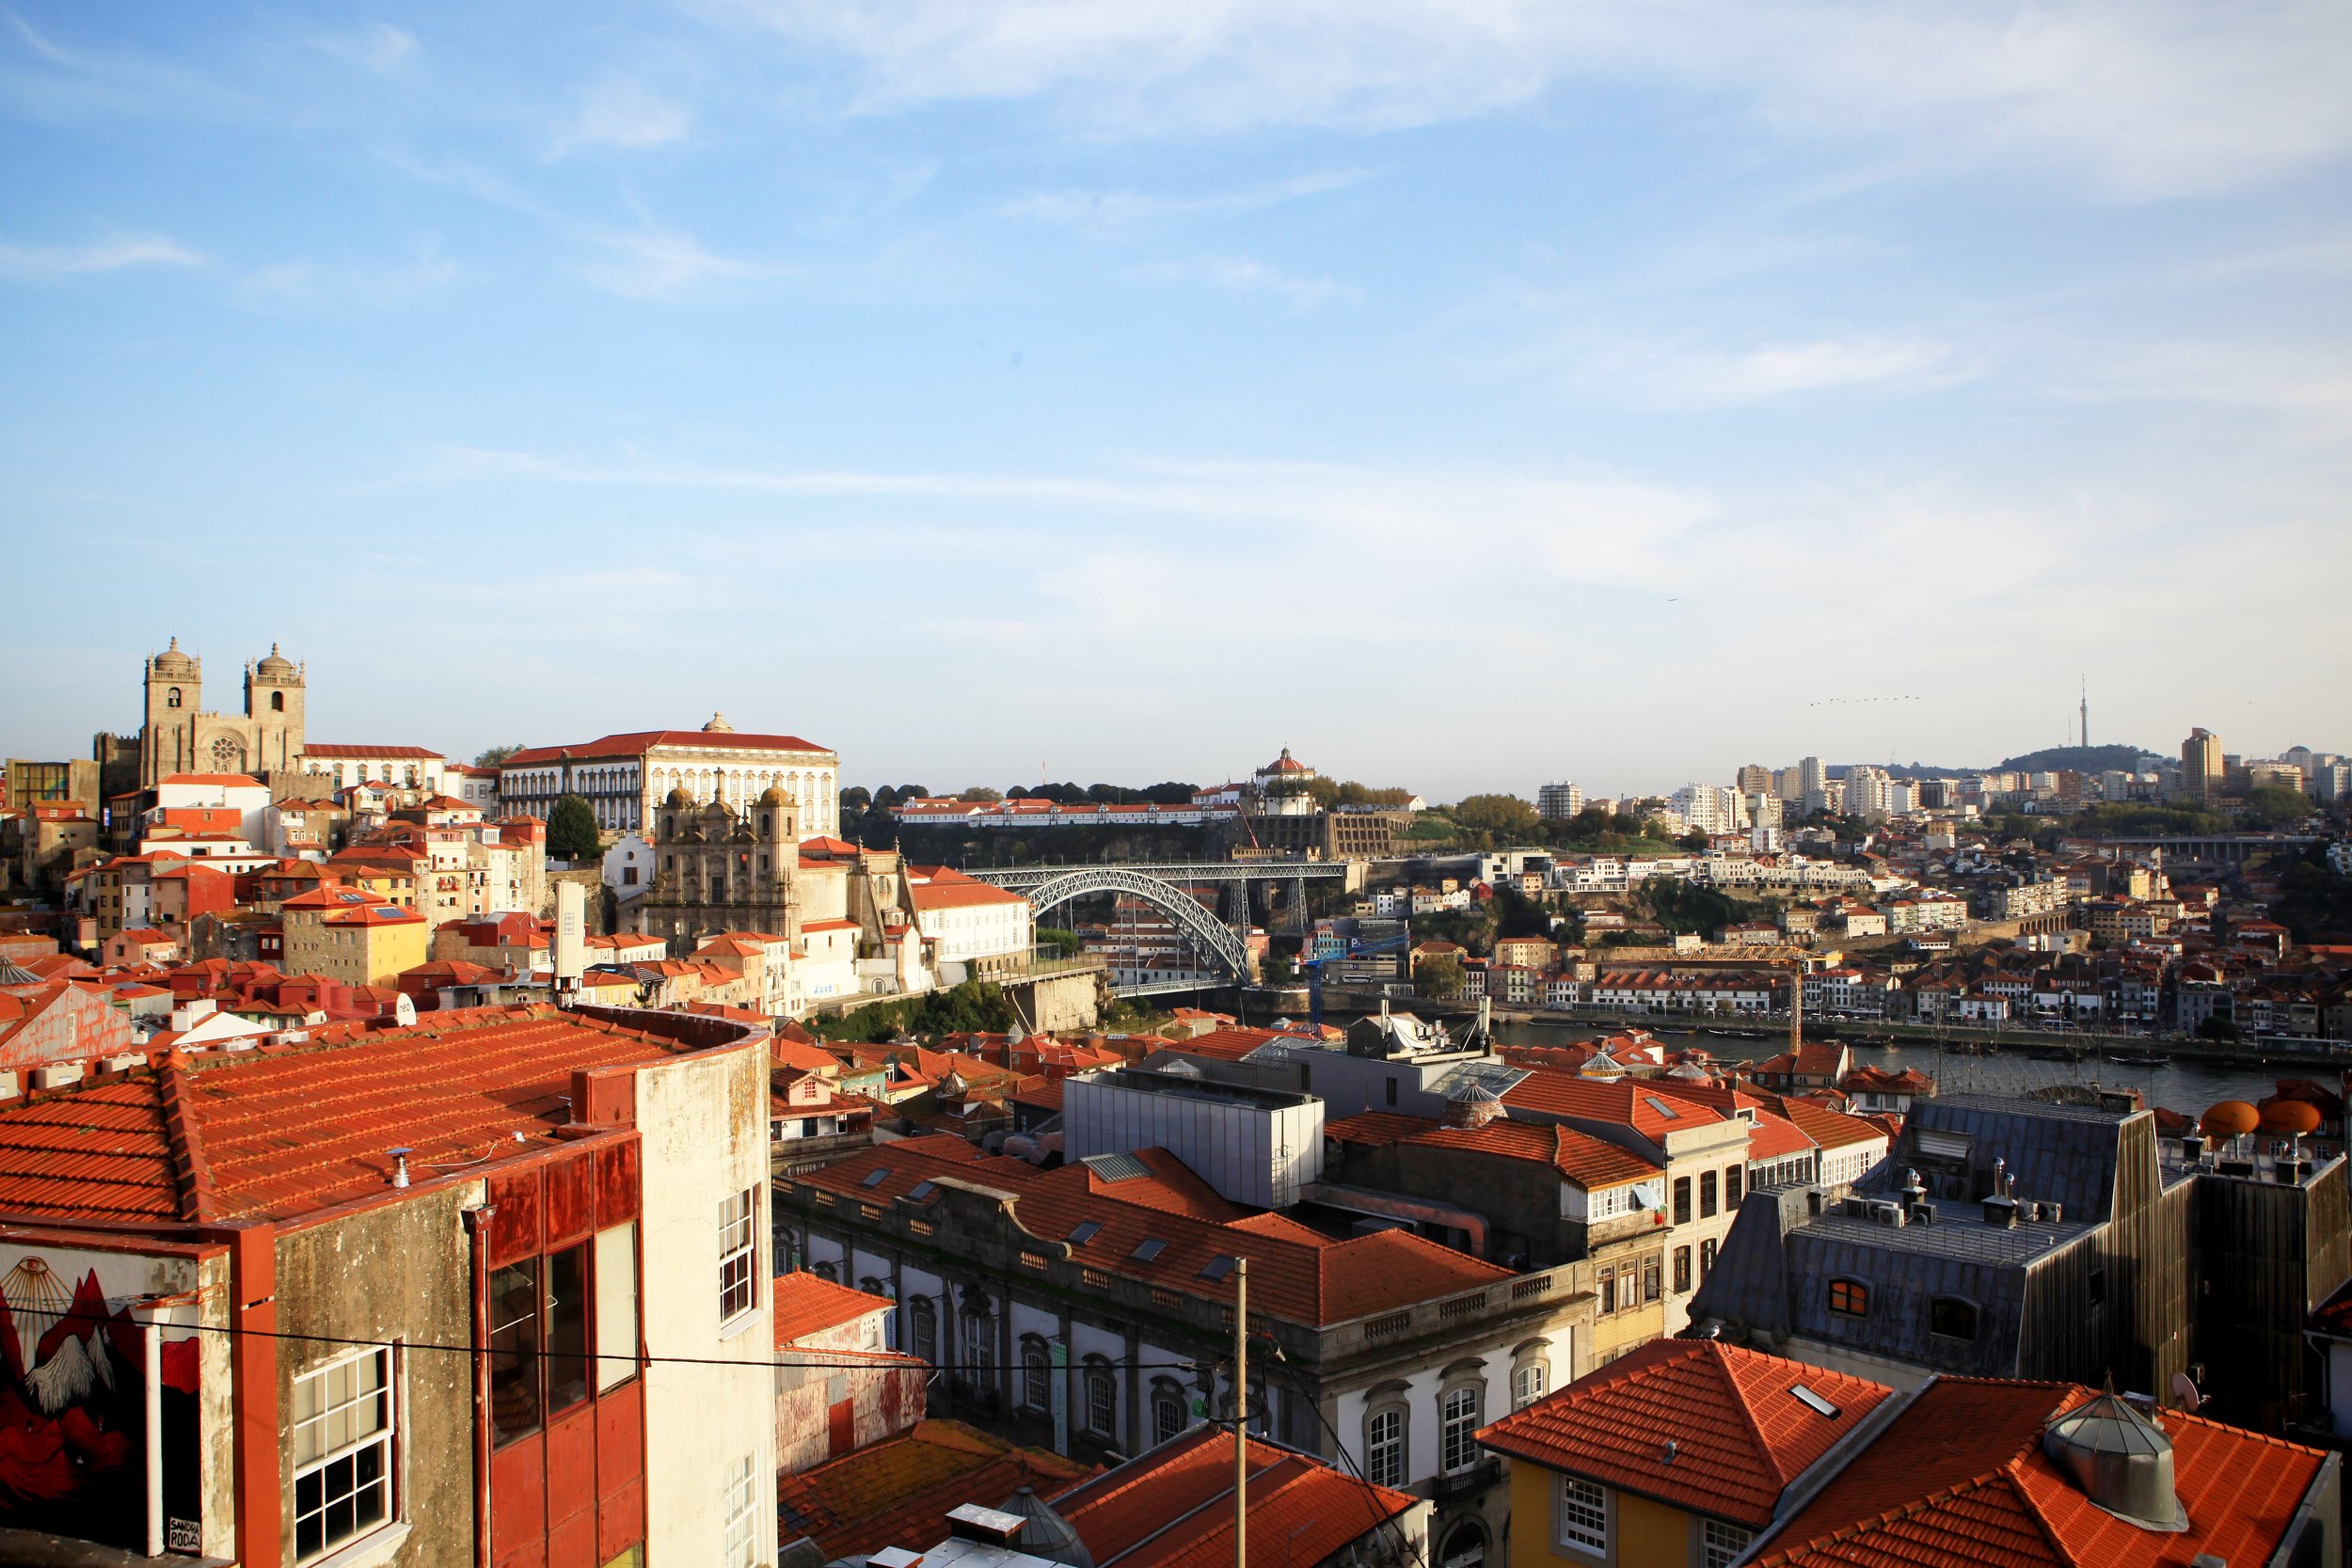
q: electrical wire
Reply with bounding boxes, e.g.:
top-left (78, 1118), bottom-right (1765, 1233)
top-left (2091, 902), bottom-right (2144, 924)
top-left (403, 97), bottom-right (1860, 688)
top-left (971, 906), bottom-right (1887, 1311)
top-left (1261, 1348), bottom-right (1435, 1568)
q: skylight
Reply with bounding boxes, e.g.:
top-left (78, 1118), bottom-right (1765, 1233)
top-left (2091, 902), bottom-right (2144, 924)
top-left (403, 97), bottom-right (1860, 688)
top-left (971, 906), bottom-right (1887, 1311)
top-left (1130, 1238), bottom-right (1167, 1262)
top-left (1067, 1220), bottom-right (1103, 1246)
top-left (860, 1167), bottom-right (891, 1188)
top-left (907, 1180), bottom-right (936, 1201)
top-left (1791, 1385), bottom-right (1841, 1418)
top-left (1644, 1097), bottom-right (1680, 1119)
top-left (1199, 1255), bottom-right (1236, 1281)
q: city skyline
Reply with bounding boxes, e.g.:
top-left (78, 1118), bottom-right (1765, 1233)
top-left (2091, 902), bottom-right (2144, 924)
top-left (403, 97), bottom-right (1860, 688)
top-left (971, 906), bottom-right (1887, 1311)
top-left (4, 3), bottom-right (2350, 787)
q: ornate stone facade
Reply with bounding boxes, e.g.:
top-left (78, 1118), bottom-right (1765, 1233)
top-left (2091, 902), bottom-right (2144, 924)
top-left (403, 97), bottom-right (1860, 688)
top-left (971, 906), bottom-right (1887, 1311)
top-left (635, 785), bottom-right (804, 952)
top-left (135, 640), bottom-right (307, 787)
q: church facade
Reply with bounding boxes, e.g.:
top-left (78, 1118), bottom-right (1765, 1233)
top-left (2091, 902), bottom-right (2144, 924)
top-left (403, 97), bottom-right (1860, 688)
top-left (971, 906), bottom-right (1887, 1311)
top-left (132, 640), bottom-right (307, 787)
top-left (633, 784), bottom-right (806, 952)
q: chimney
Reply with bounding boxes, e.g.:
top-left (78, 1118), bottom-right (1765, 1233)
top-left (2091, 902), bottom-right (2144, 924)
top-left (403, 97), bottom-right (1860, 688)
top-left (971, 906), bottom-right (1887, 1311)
top-left (1982, 1194), bottom-right (2018, 1228)
top-left (945, 1504), bottom-right (1026, 1547)
top-left (389, 1148), bottom-right (413, 1188)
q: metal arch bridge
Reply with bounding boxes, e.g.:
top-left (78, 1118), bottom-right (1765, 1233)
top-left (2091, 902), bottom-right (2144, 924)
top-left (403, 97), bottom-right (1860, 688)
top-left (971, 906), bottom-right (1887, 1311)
top-left (972, 861), bottom-right (1353, 986)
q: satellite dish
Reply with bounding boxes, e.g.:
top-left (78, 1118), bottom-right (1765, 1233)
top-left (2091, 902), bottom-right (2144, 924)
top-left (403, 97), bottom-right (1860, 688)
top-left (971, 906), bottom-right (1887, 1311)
top-left (2169, 1371), bottom-right (2202, 1414)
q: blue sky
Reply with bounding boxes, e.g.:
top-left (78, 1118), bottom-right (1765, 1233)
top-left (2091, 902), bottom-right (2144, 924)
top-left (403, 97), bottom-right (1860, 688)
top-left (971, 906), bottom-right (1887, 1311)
top-left (3, 2), bottom-right (2347, 800)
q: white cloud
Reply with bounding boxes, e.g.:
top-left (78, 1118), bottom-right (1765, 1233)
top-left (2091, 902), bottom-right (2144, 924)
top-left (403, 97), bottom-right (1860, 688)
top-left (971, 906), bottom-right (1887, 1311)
top-left (1626, 336), bottom-right (1972, 406)
top-left (700, 0), bottom-right (2352, 197)
top-left (0, 232), bottom-right (202, 279)
top-left (311, 24), bottom-right (414, 72)
top-left (1136, 254), bottom-right (1362, 308)
top-left (557, 77), bottom-right (691, 154)
top-left (1001, 169), bottom-right (1365, 236)
top-left (578, 226), bottom-right (786, 295)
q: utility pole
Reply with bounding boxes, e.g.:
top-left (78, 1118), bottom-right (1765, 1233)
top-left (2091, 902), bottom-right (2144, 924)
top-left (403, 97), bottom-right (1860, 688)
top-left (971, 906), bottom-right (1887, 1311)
top-left (1234, 1258), bottom-right (1249, 1568)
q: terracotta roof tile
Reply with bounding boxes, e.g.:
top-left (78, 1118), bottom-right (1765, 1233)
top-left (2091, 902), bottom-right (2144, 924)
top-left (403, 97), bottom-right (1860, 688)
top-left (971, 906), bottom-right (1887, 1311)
top-left (771, 1272), bottom-right (892, 1345)
top-left (775, 1419), bottom-right (1092, 1558)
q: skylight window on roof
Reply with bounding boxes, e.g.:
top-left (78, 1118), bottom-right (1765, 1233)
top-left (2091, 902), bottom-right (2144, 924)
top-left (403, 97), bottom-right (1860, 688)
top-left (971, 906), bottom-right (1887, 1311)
top-left (1067, 1220), bottom-right (1103, 1246)
top-left (907, 1180), bottom-right (936, 1201)
top-left (1129, 1238), bottom-right (1166, 1263)
top-left (860, 1167), bottom-right (891, 1189)
top-left (1199, 1255), bottom-right (1235, 1282)
top-left (1790, 1385), bottom-right (1841, 1418)
top-left (1644, 1097), bottom-right (1680, 1119)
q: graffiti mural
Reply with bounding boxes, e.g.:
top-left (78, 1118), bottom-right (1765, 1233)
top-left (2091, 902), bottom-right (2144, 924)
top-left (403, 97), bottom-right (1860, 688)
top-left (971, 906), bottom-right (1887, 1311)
top-left (0, 1248), bottom-right (202, 1553)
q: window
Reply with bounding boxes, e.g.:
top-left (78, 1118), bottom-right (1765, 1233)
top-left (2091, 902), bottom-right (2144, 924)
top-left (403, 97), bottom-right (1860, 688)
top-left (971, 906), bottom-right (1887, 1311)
top-left (596, 1224), bottom-right (638, 1392)
top-left (1022, 1343), bottom-right (1050, 1413)
top-left (960, 1311), bottom-right (993, 1386)
top-left (488, 1260), bottom-right (541, 1446)
top-left (1700, 1239), bottom-right (1717, 1280)
top-left (1700, 1170), bottom-right (1718, 1218)
top-left (1513, 1361), bottom-right (1548, 1410)
top-left (1673, 1247), bottom-right (1692, 1294)
top-left (1828, 1278), bottom-right (1868, 1317)
top-left (293, 1347), bottom-right (394, 1562)
top-left (1702, 1519), bottom-right (1754, 1568)
top-left (1086, 1365), bottom-right (1116, 1435)
top-left (1725, 1166), bottom-right (1743, 1207)
top-left (1598, 1268), bottom-right (1617, 1314)
top-left (1441, 1385), bottom-right (1482, 1474)
top-left (166, 687), bottom-right (182, 708)
top-left (1557, 1475), bottom-right (1609, 1556)
top-left (1673, 1177), bottom-right (1692, 1225)
top-left (1643, 1262), bottom-right (1661, 1302)
top-left (1366, 1407), bottom-right (1406, 1488)
top-left (1385, 1077), bottom-right (1398, 1107)
top-left (1153, 1385), bottom-right (1185, 1445)
top-left (2089, 1268), bottom-right (2106, 1307)
top-left (1929, 1297), bottom-right (1978, 1340)
top-left (911, 1298), bottom-right (938, 1364)
top-left (718, 1189), bottom-right (756, 1323)
top-left (546, 1243), bottom-right (590, 1415)
top-left (722, 1452), bottom-right (757, 1568)
top-left (271, 690), bottom-right (285, 711)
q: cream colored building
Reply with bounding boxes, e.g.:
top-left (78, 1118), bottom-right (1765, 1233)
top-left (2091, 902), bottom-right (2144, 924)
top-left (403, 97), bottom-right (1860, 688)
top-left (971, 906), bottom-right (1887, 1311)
top-left (130, 640), bottom-right (306, 787)
top-left (500, 715), bottom-right (839, 837)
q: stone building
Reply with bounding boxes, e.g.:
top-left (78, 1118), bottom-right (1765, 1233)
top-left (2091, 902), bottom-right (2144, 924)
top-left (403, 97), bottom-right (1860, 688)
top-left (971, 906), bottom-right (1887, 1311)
top-left (634, 784), bottom-right (807, 954)
top-left (119, 639), bottom-right (307, 788)
top-left (499, 715), bottom-right (841, 838)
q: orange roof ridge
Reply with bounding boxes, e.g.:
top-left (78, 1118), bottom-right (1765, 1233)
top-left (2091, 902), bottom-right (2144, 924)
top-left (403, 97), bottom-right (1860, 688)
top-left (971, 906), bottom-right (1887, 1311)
top-left (155, 1053), bottom-right (220, 1223)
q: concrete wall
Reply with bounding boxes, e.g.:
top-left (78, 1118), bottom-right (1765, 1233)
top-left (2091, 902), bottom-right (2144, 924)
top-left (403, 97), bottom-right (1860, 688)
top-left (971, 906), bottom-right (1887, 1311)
top-left (637, 1041), bottom-right (777, 1568)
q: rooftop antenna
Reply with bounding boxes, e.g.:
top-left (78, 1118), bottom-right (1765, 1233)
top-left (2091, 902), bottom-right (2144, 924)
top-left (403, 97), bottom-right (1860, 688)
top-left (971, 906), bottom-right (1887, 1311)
top-left (2080, 676), bottom-right (2090, 752)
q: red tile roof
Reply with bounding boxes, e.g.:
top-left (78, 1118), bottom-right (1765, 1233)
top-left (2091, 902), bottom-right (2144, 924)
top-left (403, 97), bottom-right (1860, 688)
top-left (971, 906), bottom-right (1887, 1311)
top-left (1327, 1110), bottom-right (1662, 1188)
top-left (801, 1136), bottom-right (1507, 1326)
top-left (1502, 1069), bottom-right (1728, 1137)
top-left (1054, 1424), bottom-right (1419, 1568)
top-left (1477, 1339), bottom-right (1894, 1528)
top-left (774, 1419), bottom-right (1092, 1558)
top-left (300, 744), bottom-right (444, 759)
top-left (504, 729), bottom-right (832, 766)
top-left (0, 1005), bottom-right (749, 1224)
top-left (771, 1271), bottom-right (892, 1346)
top-left (1756, 1379), bottom-right (2329, 1568)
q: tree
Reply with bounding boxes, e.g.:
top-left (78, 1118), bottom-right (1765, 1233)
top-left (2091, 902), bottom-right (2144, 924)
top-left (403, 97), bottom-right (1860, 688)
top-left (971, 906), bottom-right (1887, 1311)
top-left (1418, 953), bottom-right (1465, 1001)
top-left (2241, 785), bottom-right (2313, 831)
top-left (474, 744), bottom-right (523, 768)
top-left (1449, 794), bottom-right (1542, 841)
top-left (958, 786), bottom-right (1005, 802)
top-left (547, 794), bottom-right (600, 862)
top-left (2196, 1016), bottom-right (2240, 1042)
top-left (1036, 927), bottom-right (1084, 958)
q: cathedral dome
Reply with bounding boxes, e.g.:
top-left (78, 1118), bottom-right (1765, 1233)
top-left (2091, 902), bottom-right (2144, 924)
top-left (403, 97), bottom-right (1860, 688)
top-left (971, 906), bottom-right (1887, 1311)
top-left (151, 638), bottom-right (196, 677)
top-left (665, 786), bottom-right (693, 809)
top-left (703, 712), bottom-right (734, 733)
top-left (254, 642), bottom-right (296, 679)
top-left (758, 785), bottom-right (790, 807)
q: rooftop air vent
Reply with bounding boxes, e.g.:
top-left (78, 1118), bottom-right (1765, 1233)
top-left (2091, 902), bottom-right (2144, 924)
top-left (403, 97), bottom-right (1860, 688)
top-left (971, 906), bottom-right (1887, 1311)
top-left (2042, 1390), bottom-right (2187, 1532)
top-left (1982, 1195), bottom-right (2020, 1228)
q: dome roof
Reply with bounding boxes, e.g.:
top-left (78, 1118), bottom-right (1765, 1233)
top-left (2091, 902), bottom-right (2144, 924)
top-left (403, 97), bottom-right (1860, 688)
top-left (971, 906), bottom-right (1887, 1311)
top-left (664, 786), bottom-right (693, 808)
top-left (703, 712), bottom-right (734, 733)
top-left (997, 1485), bottom-right (1093, 1568)
top-left (151, 637), bottom-right (196, 676)
top-left (758, 785), bottom-right (790, 807)
top-left (254, 642), bottom-right (296, 678)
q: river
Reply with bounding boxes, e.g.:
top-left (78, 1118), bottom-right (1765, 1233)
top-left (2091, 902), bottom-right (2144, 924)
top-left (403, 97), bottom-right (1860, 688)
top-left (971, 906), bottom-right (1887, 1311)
top-left (1488, 1017), bottom-right (2318, 1118)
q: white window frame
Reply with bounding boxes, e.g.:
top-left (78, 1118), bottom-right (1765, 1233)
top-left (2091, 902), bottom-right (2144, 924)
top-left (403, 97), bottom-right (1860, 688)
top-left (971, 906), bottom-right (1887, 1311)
top-left (1702, 1518), bottom-right (1753, 1568)
top-left (1366, 1405), bottom-right (1406, 1488)
top-left (1440, 1384), bottom-right (1482, 1474)
top-left (723, 1451), bottom-right (757, 1568)
top-left (1513, 1360), bottom-right (1548, 1410)
top-left (1558, 1475), bottom-right (1610, 1558)
top-left (1086, 1365), bottom-right (1117, 1435)
top-left (718, 1188), bottom-right (757, 1323)
top-left (292, 1344), bottom-right (398, 1563)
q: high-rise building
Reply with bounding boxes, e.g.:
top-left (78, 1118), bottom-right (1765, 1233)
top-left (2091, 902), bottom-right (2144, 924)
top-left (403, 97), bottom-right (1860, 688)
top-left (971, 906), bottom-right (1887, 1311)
top-left (1537, 781), bottom-right (1584, 820)
top-left (2182, 728), bottom-right (2223, 800)
top-left (1736, 764), bottom-right (1772, 797)
top-left (1772, 766), bottom-right (1804, 800)
top-left (1843, 766), bottom-right (1893, 819)
top-left (1671, 783), bottom-right (1751, 834)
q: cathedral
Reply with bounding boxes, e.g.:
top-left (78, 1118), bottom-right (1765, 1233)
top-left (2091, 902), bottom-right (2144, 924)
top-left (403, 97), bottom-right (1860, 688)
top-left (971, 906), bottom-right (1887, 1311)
top-left (635, 784), bottom-right (805, 950)
top-left (134, 639), bottom-right (307, 787)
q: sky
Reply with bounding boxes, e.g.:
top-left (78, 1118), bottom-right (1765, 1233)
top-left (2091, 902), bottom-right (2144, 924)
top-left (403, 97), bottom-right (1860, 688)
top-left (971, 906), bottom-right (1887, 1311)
top-left (2, 2), bottom-right (2348, 801)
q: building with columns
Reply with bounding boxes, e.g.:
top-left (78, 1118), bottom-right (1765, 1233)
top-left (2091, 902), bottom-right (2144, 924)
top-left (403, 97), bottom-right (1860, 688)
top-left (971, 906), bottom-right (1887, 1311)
top-left (125, 639), bottom-right (307, 787)
top-left (498, 715), bottom-right (839, 838)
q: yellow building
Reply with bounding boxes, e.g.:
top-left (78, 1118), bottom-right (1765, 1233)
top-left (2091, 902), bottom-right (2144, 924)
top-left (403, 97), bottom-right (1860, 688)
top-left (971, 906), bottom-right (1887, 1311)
top-left (280, 886), bottom-right (429, 987)
top-left (1477, 1340), bottom-right (1889, 1568)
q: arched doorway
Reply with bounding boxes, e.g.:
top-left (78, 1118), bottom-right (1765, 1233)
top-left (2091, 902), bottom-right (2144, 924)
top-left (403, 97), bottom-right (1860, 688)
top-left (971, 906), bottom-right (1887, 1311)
top-left (1440, 1521), bottom-right (1486, 1568)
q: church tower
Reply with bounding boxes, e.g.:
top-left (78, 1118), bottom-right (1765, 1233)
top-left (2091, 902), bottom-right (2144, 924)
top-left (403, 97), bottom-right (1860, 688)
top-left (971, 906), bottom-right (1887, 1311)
top-left (140, 639), bottom-right (201, 786)
top-left (246, 643), bottom-right (307, 776)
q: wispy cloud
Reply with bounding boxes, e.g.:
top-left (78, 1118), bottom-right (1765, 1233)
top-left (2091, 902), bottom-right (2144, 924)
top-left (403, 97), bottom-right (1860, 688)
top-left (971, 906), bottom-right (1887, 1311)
top-left (1136, 254), bottom-right (1361, 309)
top-left (578, 225), bottom-right (785, 296)
top-left (310, 23), bottom-right (414, 73)
top-left (1001, 169), bottom-right (1365, 237)
top-left (0, 231), bottom-right (203, 279)
top-left (554, 77), bottom-right (691, 155)
top-left (238, 242), bottom-right (457, 309)
top-left (1624, 336), bottom-right (1973, 407)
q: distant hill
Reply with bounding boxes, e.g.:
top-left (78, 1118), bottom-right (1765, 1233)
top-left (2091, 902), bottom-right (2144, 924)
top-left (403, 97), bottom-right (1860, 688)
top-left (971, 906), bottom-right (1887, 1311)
top-left (1849, 745), bottom-right (2153, 781)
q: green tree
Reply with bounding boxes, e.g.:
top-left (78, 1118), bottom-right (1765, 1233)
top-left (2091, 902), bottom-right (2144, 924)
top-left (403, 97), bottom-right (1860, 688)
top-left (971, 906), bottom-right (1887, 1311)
top-left (474, 744), bottom-right (523, 768)
top-left (958, 785), bottom-right (1005, 802)
top-left (2196, 1016), bottom-right (2240, 1042)
top-left (2241, 785), bottom-right (2313, 830)
top-left (1449, 794), bottom-right (1542, 841)
top-left (547, 794), bottom-right (601, 862)
top-left (1418, 952), bottom-right (1465, 1001)
top-left (1036, 927), bottom-right (1084, 958)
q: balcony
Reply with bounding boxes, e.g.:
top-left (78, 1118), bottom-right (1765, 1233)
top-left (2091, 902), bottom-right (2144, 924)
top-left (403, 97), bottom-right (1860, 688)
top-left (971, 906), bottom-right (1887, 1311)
top-left (1435, 1458), bottom-right (1501, 1503)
